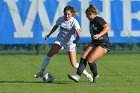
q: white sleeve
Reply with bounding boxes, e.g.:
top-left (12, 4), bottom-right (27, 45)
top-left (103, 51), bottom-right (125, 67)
top-left (74, 19), bottom-right (81, 30)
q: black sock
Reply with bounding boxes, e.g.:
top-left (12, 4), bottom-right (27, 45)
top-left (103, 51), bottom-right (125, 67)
top-left (88, 62), bottom-right (98, 77)
top-left (76, 58), bottom-right (87, 76)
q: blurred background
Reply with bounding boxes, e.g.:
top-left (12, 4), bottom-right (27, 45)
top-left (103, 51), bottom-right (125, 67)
top-left (0, 0), bottom-right (140, 54)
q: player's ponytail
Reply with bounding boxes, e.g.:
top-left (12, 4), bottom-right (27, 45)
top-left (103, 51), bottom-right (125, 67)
top-left (85, 4), bottom-right (99, 15)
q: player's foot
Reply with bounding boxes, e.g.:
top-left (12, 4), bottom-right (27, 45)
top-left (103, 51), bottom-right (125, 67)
top-left (93, 74), bottom-right (99, 83)
top-left (86, 74), bottom-right (93, 83)
top-left (68, 74), bottom-right (80, 82)
top-left (34, 71), bottom-right (43, 78)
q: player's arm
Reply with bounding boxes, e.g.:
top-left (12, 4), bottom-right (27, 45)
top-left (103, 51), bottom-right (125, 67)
top-left (93, 23), bottom-right (110, 39)
top-left (45, 24), bottom-right (59, 40)
top-left (73, 29), bottom-right (80, 43)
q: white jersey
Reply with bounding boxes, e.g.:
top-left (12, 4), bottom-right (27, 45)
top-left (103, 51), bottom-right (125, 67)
top-left (55, 16), bottom-right (81, 46)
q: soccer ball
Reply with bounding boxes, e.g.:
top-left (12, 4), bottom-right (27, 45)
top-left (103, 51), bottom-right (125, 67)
top-left (42, 72), bottom-right (54, 83)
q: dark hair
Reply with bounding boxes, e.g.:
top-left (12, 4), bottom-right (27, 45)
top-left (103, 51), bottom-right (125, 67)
top-left (64, 5), bottom-right (78, 16)
top-left (85, 4), bottom-right (99, 15)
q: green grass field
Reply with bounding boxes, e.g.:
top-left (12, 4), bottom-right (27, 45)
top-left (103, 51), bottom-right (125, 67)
top-left (0, 54), bottom-right (140, 93)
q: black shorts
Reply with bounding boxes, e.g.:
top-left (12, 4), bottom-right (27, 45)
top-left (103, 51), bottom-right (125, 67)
top-left (91, 42), bottom-right (110, 53)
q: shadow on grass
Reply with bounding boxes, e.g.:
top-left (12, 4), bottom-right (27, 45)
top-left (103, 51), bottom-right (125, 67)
top-left (53, 80), bottom-right (73, 84)
top-left (0, 80), bottom-right (73, 84)
top-left (0, 80), bottom-right (42, 83)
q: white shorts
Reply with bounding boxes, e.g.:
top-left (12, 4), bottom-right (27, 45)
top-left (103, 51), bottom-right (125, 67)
top-left (54, 40), bottom-right (77, 52)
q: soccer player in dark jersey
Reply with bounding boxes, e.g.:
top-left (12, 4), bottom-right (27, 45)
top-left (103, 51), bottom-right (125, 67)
top-left (68, 4), bottom-right (110, 83)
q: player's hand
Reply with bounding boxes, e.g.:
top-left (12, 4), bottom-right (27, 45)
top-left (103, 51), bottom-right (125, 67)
top-left (73, 40), bottom-right (78, 44)
top-left (93, 34), bottom-right (100, 39)
top-left (45, 35), bottom-right (49, 40)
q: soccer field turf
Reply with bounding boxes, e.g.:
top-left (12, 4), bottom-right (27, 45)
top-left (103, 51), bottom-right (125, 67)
top-left (0, 54), bottom-right (139, 93)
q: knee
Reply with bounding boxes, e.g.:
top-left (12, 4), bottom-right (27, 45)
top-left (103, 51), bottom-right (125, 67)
top-left (47, 51), bottom-right (55, 57)
top-left (81, 54), bottom-right (88, 59)
top-left (88, 56), bottom-right (95, 63)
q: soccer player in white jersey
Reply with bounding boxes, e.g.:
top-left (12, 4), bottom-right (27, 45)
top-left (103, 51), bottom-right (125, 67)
top-left (34, 5), bottom-right (93, 82)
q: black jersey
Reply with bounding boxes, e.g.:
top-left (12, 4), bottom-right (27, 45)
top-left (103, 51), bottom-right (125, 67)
top-left (90, 16), bottom-right (110, 45)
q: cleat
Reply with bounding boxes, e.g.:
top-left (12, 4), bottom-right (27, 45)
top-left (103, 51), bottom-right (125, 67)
top-left (86, 74), bottom-right (93, 83)
top-left (34, 71), bottom-right (43, 78)
top-left (68, 74), bottom-right (80, 82)
top-left (93, 74), bottom-right (99, 83)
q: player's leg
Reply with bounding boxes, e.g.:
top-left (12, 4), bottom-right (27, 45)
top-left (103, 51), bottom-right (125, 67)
top-left (88, 62), bottom-right (99, 83)
top-left (34, 44), bottom-right (61, 78)
top-left (88, 46), bottom-right (107, 63)
top-left (76, 44), bottom-right (94, 76)
top-left (68, 44), bottom-right (94, 82)
top-left (88, 46), bottom-right (108, 82)
top-left (41, 44), bottom-right (62, 71)
top-left (67, 50), bottom-right (93, 82)
top-left (67, 51), bottom-right (77, 67)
